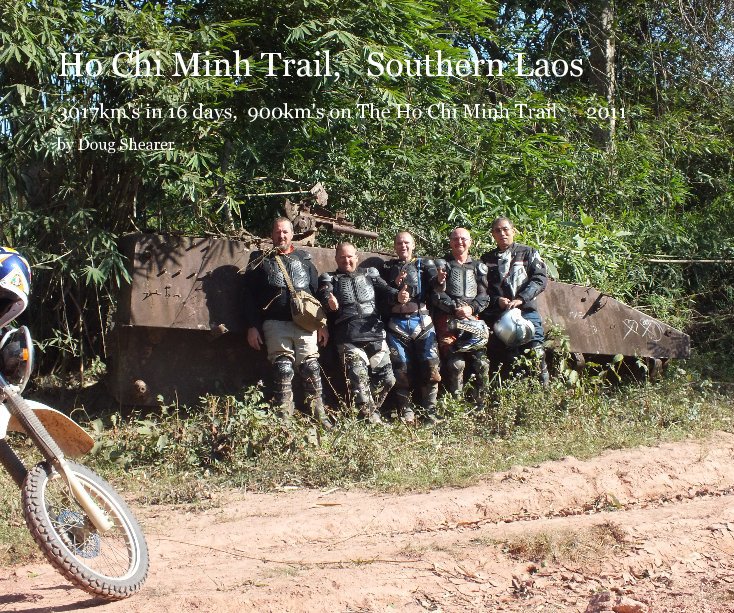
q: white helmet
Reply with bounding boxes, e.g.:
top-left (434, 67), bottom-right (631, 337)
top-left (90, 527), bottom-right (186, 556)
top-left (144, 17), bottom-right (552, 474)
top-left (493, 308), bottom-right (534, 347)
top-left (0, 247), bottom-right (30, 329)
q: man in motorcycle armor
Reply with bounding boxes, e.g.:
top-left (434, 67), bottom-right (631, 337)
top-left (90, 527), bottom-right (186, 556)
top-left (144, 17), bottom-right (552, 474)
top-left (431, 227), bottom-right (490, 400)
top-left (380, 232), bottom-right (442, 425)
top-left (481, 216), bottom-right (549, 384)
top-left (243, 218), bottom-right (331, 428)
top-left (318, 242), bottom-right (399, 424)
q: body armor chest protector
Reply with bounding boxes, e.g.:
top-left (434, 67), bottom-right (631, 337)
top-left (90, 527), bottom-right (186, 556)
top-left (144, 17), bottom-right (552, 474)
top-left (446, 263), bottom-right (478, 299)
top-left (334, 270), bottom-right (376, 316)
top-left (265, 254), bottom-right (311, 290)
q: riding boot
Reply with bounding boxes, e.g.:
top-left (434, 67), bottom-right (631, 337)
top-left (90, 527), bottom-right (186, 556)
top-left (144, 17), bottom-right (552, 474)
top-left (300, 358), bottom-right (333, 429)
top-left (392, 364), bottom-right (411, 422)
top-left (273, 357), bottom-right (295, 418)
top-left (420, 359), bottom-right (441, 424)
top-left (445, 352), bottom-right (465, 395)
top-left (400, 405), bottom-right (416, 425)
top-left (531, 344), bottom-right (550, 386)
top-left (468, 350), bottom-right (489, 406)
top-left (358, 400), bottom-right (383, 424)
top-left (539, 353), bottom-right (550, 386)
top-left (423, 405), bottom-right (439, 426)
top-left (371, 363), bottom-right (396, 412)
top-left (313, 399), bottom-right (333, 429)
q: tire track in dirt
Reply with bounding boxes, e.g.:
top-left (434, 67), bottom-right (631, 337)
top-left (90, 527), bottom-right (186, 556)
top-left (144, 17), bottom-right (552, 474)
top-left (2, 432), bottom-right (734, 612)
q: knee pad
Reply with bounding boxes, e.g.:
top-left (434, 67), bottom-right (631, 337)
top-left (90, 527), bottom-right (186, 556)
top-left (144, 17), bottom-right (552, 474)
top-left (446, 354), bottom-right (465, 374)
top-left (374, 363), bottom-right (396, 390)
top-left (420, 359), bottom-right (442, 383)
top-left (344, 355), bottom-right (370, 402)
top-left (299, 358), bottom-right (323, 395)
top-left (273, 357), bottom-right (295, 384)
top-left (299, 358), bottom-right (320, 380)
top-left (344, 350), bottom-right (368, 372)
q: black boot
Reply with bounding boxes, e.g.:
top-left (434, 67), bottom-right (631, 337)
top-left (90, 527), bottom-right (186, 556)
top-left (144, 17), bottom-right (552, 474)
top-left (272, 357), bottom-right (295, 418)
top-left (300, 358), bottom-right (333, 429)
top-left (531, 344), bottom-right (550, 386)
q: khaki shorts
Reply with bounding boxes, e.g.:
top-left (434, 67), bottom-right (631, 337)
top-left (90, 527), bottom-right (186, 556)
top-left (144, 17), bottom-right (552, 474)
top-left (262, 319), bottom-right (319, 366)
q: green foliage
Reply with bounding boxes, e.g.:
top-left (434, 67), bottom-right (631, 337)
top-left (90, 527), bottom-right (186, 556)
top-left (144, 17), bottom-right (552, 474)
top-left (0, 0), bottom-right (249, 369)
top-left (79, 372), bottom-right (733, 495)
top-left (1, 0), bottom-right (733, 374)
top-left (91, 386), bottom-right (280, 472)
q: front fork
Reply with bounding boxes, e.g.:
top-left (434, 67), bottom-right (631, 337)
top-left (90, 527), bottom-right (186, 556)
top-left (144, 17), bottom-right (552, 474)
top-left (1, 377), bottom-right (113, 533)
top-left (0, 438), bottom-right (27, 487)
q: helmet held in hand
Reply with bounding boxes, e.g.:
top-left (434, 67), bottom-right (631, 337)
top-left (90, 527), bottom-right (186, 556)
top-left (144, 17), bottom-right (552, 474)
top-left (493, 308), bottom-right (535, 347)
top-left (449, 318), bottom-right (490, 352)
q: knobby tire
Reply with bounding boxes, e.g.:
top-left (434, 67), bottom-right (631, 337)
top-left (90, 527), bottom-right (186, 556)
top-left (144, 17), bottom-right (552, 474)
top-left (22, 460), bottom-right (149, 600)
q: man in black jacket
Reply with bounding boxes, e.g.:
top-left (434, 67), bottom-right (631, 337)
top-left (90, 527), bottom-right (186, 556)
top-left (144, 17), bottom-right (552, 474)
top-left (318, 242), bottom-right (399, 423)
top-left (431, 227), bottom-right (490, 399)
top-left (243, 217), bottom-right (331, 428)
top-left (481, 216), bottom-right (549, 384)
top-left (380, 232), bottom-right (442, 425)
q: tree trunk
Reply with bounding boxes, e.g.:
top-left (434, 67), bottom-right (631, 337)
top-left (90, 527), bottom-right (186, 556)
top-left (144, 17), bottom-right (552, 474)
top-left (589, 1), bottom-right (617, 150)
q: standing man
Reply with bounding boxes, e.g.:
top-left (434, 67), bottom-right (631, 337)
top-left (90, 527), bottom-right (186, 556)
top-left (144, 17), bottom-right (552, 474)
top-left (432, 227), bottom-right (490, 398)
top-left (481, 216), bottom-right (549, 384)
top-left (380, 231), bottom-right (442, 425)
top-left (243, 217), bottom-right (332, 428)
top-left (318, 242), bottom-right (398, 424)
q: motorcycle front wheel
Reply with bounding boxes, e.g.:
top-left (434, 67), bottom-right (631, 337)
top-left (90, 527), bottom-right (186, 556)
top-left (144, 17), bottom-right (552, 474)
top-left (22, 460), bottom-right (149, 600)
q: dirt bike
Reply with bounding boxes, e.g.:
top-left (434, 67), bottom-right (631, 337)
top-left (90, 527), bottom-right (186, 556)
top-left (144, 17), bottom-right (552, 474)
top-left (0, 325), bottom-right (148, 599)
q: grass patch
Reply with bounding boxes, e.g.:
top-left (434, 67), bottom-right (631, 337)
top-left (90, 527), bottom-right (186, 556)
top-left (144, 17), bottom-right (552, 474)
top-left (78, 369), bottom-right (734, 495)
top-left (0, 491), bottom-right (40, 567)
top-left (501, 520), bottom-right (629, 566)
top-left (0, 438), bottom-right (44, 566)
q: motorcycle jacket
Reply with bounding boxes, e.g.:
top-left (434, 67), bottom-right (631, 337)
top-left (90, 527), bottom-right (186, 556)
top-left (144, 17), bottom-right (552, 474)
top-left (380, 257), bottom-right (438, 310)
top-left (243, 248), bottom-right (319, 328)
top-left (431, 255), bottom-right (489, 316)
top-left (318, 267), bottom-right (397, 344)
top-left (481, 243), bottom-right (547, 321)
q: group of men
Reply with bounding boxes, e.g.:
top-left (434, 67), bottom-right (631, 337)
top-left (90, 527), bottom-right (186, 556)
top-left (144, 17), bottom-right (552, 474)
top-left (243, 216), bottom-right (548, 428)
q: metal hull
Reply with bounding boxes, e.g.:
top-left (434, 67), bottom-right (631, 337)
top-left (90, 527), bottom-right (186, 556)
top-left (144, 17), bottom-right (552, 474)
top-left (109, 233), bottom-right (690, 405)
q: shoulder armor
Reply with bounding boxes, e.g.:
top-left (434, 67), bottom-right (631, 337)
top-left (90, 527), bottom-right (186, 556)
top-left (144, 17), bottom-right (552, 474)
top-left (365, 267), bottom-right (379, 278)
top-left (246, 250), bottom-right (265, 270)
top-left (477, 262), bottom-right (488, 275)
top-left (294, 249), bottom-right (312, 261)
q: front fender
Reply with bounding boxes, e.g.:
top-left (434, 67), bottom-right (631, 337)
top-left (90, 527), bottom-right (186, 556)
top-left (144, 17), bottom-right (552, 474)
top-left (1, 400), bottom-right (94, 457)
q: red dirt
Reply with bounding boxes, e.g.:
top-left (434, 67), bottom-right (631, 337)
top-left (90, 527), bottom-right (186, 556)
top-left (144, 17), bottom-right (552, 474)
top-left (3, 432), bottom-right (734, 612)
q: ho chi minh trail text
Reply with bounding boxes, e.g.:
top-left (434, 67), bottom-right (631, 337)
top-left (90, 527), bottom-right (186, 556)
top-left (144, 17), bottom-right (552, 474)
top-left (59, 50), bottom-right (585, 80)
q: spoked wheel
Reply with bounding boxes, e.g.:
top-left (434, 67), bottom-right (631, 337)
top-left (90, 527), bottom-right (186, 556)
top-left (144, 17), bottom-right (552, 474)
top-left (22, 460), bottom-right (149, 600)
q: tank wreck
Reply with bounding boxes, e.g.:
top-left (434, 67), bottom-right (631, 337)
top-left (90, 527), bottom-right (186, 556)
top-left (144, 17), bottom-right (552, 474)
top-left (108, 230), bottom-right (690, 406)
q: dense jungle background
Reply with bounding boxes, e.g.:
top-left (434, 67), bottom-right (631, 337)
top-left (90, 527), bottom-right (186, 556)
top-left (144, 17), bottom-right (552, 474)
top-left (0, 0), bottom-right (733, 379)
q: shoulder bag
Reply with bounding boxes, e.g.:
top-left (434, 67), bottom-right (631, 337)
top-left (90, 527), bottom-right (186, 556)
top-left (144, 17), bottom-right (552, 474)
top-left (274, 254), bottom-right (327, 332)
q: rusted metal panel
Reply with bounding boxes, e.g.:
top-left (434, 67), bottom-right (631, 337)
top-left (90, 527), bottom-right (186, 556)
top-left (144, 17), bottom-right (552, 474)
top-left (535, 283), bottom-right (690, 359)
top-left (107, 325), bottom-right (269, 406)
top-left (117, 233), bottom-right (364, 333)
top-left (110, 233), bottom-right (690, 405)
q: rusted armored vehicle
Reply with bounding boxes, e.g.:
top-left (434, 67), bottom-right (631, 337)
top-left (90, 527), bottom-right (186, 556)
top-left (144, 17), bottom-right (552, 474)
top-left (108, 228), bottom-right (690, 406)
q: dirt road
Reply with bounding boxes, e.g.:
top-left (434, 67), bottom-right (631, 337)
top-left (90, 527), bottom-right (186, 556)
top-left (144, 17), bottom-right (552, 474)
top-left (2, 432), bottom-right (734, 612)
